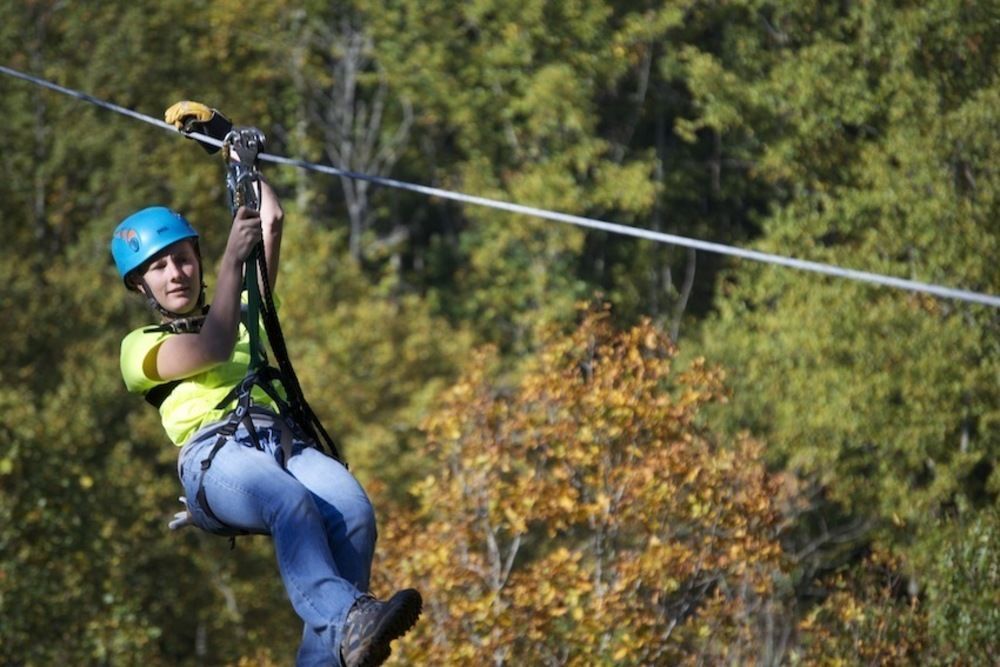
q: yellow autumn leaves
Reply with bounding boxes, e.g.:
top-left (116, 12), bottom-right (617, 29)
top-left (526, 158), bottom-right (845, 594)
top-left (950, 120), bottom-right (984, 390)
top-left (374, 309), bottom-right (788, 665)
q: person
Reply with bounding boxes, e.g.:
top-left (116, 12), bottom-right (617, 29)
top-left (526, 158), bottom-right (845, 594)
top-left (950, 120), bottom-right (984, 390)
top-left (110, 175), bottom-right (421, 667)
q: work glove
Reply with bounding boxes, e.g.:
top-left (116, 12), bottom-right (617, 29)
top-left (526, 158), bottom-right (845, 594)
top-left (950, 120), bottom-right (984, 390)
top-left (168, 496), bottom-right (196, 531)
top-left (164, 100), bottom-right (233, 154)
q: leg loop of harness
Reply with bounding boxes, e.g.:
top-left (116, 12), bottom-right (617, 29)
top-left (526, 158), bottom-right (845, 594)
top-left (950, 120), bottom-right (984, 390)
top-left (190, 368), bottom-right (334, 542)
top-left (194, 399), bottom-right (253, 541)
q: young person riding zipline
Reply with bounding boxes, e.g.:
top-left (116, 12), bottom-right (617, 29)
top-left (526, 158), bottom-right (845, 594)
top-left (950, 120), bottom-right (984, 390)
top-left (111, 107), bottom-right (421, 666)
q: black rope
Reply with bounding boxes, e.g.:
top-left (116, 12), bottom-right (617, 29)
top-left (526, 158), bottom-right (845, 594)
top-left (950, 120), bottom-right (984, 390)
top-left (255, 250), bottom-right (343, 462)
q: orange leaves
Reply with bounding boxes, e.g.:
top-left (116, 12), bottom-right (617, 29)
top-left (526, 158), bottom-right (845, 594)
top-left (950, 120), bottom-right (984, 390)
top-left (375, 310), bottom-right (789, 664)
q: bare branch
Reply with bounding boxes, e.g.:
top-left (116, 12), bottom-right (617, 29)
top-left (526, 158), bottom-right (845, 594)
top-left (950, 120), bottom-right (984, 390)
top-left (670, 249), bottom-right (697, 341)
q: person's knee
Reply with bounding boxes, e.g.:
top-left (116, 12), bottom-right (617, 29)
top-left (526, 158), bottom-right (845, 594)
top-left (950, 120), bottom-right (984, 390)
top-left (358, 496), bottom-right (378, 536)
top-left (270, 485), bottom-right (321, 526)
top-left (347, 495), bottom-right (378, 545)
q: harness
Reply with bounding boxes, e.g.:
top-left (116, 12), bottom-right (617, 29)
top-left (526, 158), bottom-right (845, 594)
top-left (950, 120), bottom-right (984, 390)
top-left (148, 123), bottom-right (343, 541)
top-left (193, 370), bottom-right (297, 539)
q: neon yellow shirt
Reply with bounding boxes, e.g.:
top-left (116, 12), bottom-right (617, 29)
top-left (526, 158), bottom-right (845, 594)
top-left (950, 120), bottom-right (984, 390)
top-left (120, 311), bottom-right (279, 446)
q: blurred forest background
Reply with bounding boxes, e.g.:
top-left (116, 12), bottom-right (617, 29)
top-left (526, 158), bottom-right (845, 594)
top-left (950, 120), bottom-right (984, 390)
top-left (1, 1), bottom-right (997, 664)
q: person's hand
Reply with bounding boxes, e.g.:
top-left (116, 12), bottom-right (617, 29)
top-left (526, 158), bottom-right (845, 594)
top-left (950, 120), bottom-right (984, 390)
top-left (225, 206), bottom-right (263, 263)
top-left (168, 496), bottom-right (195, 531)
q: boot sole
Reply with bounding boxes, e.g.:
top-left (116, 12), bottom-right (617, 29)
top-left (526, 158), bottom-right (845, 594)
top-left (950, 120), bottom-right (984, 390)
top-left (354, 589), bottom-right (423, 667)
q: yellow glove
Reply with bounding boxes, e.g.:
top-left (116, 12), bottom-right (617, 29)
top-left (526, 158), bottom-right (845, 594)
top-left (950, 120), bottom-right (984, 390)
top-left (164, 100), bottom-right (232, 154)
top-left (165, 100), bottom-right (214, 130)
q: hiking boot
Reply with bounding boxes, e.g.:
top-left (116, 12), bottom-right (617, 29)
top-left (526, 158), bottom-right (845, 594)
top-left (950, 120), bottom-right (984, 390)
top-left (339, 589), bottom-right (423, 667)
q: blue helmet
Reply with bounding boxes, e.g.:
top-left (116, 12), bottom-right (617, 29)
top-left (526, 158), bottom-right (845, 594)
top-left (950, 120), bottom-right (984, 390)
top-left (111, 206), bottom-right (199, 283)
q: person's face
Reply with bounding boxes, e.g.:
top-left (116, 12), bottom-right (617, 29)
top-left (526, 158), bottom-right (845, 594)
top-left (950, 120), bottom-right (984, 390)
top-left (137, 240), bottom-right (201, 315)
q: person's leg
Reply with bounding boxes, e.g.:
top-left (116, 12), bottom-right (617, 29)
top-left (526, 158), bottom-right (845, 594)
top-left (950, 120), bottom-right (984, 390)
top-left (296, 623), bottom-right (333, 667)
top-left (277, 443), bottom-right (377, 665)
top-left (285, 445), bottom-right (377, 592)
top-left (178, 430), bottom-right (362, 663)
top-left (286, 443), bottom-right (421, 666)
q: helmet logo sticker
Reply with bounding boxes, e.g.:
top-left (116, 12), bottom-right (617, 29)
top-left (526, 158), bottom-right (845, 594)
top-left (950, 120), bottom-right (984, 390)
top-left (115, 228), bottom-right (141, 252)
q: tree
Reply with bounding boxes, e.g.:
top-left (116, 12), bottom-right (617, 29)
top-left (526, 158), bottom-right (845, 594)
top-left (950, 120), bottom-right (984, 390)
top-left (684, 0), bottom-right (999, 564)
top-left (374, 309), bottom-right (790, 665)
top-left (367, 0), bottom-right (665, 347)
top-left (274, 220), bottom-right (474, 503)
top-left (794, 550), bottom-right (929, 665)
top-left (922, 508), bottom-right (1000, 662)
top-left (283, 1), bottom-right (414, 263)
top-left (4, 1), bottom-right (996, 662)
top-left (0, 3), bottom-right (303, 661)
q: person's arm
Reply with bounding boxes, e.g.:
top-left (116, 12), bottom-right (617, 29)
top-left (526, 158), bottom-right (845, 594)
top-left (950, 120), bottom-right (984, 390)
top-left (258, 177), bottom-right (283, 291)
top-left (153, 206), bottom-right (263, 380)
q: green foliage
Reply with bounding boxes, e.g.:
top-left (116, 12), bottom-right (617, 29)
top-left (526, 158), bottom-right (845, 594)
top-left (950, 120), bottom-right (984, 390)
top-left (794, 550), bottom-right (930, 665)
top-left (692, 0), bottom-right (999, 541)
top-left (369, 0), bottom-right (672, 346)
top-left (923, 509), bottom-right (1000, 662)
top-left (275, 219), bottom-right (473, 503)
top-left (684, 3), bottom-right (999, 660)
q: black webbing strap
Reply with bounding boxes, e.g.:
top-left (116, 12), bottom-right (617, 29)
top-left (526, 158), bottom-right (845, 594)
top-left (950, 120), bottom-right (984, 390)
top-left (245, 244), bottom-right (265, 374)
top-left (195, 431), bottom-right (244, 542)
top-left (194, 388), bottom-right (263, 543)
top-left (254, 248), bottom-right (343, 463)
top-left (220, 128), bottom-right (343, 464)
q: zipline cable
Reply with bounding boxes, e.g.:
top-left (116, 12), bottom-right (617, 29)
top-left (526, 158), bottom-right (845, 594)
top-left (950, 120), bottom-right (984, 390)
top-left (3, 64), bottom-right (998, 308)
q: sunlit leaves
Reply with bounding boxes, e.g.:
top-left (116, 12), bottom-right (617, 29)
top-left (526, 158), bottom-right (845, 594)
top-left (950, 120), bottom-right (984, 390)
top-left (375, 309), bottom-right (788, 664)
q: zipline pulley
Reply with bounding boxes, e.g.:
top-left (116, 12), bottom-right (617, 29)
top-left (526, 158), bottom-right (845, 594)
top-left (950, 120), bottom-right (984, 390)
top-left (223, 127), bottom-right (266, 216)
top-left (222, 126), bottom-right (267, 372)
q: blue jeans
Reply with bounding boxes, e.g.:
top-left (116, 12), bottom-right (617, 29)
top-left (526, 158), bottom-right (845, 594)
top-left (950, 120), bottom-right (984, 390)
top-left (178, 409), bottom-right (375, 666)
